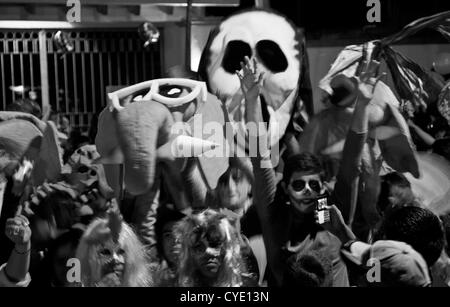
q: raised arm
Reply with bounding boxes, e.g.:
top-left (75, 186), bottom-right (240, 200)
top-left (334, 60), bottom-right (384, 224)
top-left (236, 56), bottom-right (277, 216)
top-left (1, 215), bottom-right (32, 287)
top-left (237, 57), bottom-right (284, 285)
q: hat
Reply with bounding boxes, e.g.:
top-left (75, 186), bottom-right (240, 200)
top-left (329, 74), bottom-right (358, 107)
top-left (342, 240), bottom-right (431, 287)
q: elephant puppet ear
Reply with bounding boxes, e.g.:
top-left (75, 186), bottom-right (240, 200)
top-left (33, 121), bottom-right (63, 185)
top-left (96, 107), bottom-right (121, 162)
top-left (191, 93), bottom-right (229, 190)
top-left (371, 82), bottom-right (420, 178)
top-left (95, 108), bottom-right (124, 200)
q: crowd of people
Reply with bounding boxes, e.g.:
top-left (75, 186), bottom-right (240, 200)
top-left (1, 50), bottom-right (450, 288)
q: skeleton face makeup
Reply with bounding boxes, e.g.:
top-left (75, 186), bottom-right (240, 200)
top-left (199, 10), bottom-right (305, 149)
top-left (66, 145), bottom-right (101, 190)
top-left (287, 172), bottom-right (325, 214)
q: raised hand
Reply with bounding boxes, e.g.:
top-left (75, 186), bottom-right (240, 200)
top-left (354, 60), bottom-right (385, 102)
top-left (236, 56), bottom-right (264, 102)
top-left (5, 215), bottom-right (32, 247)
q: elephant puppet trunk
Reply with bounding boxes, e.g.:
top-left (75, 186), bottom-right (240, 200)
top-left (115, 101), bottom-right (173, 195)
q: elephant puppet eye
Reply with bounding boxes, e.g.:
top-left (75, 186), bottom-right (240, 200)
top-left (256, 40), bottom-right (288, 73)
top-left (159, 84), bottom-right (184, 98)
top-left (222, 40), bottom-right (252, 74)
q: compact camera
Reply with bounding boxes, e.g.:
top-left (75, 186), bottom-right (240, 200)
top-left (315, 197), bottom-right (331, 225)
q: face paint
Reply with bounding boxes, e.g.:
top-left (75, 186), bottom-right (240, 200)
top-left (66, 145), bottom-right (101, 191)
top-left (287, 172), bottom-right (324, 214)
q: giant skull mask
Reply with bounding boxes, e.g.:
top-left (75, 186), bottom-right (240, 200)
top-left (199, 9), bottom-right (310, 155)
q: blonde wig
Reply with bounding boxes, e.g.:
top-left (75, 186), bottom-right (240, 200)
top-left (76, 210), bottom-right (152, 287)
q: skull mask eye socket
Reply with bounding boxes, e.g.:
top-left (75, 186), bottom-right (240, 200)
top-left (222, 40), bottom-right (252, 74)
top-left (256, 40), bottom-right (288, 73)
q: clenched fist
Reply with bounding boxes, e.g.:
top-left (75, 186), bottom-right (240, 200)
top-left (5, 215), bottom-right (32, 246)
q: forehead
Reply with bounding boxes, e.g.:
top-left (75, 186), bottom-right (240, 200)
top-left (220, 166), bottom-right (246, 181)
top-left (98, 238), bottom-right (124, 250)
top-left (290, 172), bottom-right (321, 182)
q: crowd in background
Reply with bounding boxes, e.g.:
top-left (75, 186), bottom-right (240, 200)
top-left (0, 54), bottom-right (450, 288)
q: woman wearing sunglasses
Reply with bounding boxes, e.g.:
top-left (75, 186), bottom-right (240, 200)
top-left (237, 56), bottom-right (382, 287)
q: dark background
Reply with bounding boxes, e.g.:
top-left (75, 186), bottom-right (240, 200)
top-left (207, 0), bottom-right (450, 43)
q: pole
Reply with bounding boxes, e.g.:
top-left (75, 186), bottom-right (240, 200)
top-left (185, 0), bottom-right (193, 71)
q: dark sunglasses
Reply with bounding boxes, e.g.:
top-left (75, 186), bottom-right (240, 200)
top-left (290, 179), bottom-right (322, 193)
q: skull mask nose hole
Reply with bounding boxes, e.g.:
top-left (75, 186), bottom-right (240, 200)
top-left (256, 40), bottom-right (288, 73)
top-left (222, 40), bottom-right (252, 74)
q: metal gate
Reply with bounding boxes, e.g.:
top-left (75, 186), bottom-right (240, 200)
top-left (0, 28), bottom-right (163, 132)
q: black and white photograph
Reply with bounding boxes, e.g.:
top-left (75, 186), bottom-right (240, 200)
top-left (0, 0), bottom-right (450, 295)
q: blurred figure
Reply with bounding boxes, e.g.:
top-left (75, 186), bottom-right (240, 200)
top-left (213, 158), bottom-right (253, 216)
top-left (6, 98), bottom-right (42, 119)
top-left (33, 226), bottom-right (84, 287)
top-left (375, 205), bottom-right (445, 267)
top-left (152, 205), bottom-right (185, 286)
top-left (283, 250), bottom-right (333, 287)
top-left (376, 172), bottom-right (416, 217)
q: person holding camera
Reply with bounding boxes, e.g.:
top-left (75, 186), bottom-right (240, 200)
top-left (236, 56), bottom-right (382, 286)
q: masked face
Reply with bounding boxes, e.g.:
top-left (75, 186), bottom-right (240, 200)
top-left (286, 172), bottom-right (324, 214)
top-left (190, 223), bottom-right (226, 279)
top-left (68, 145), bottom-right (100, 168)
top-left (94, 239), bottom-right (126, 283)
top-left (66, 145), bottom-right (101, 191)
top-left (200, 10), bottom-right (303, 149)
